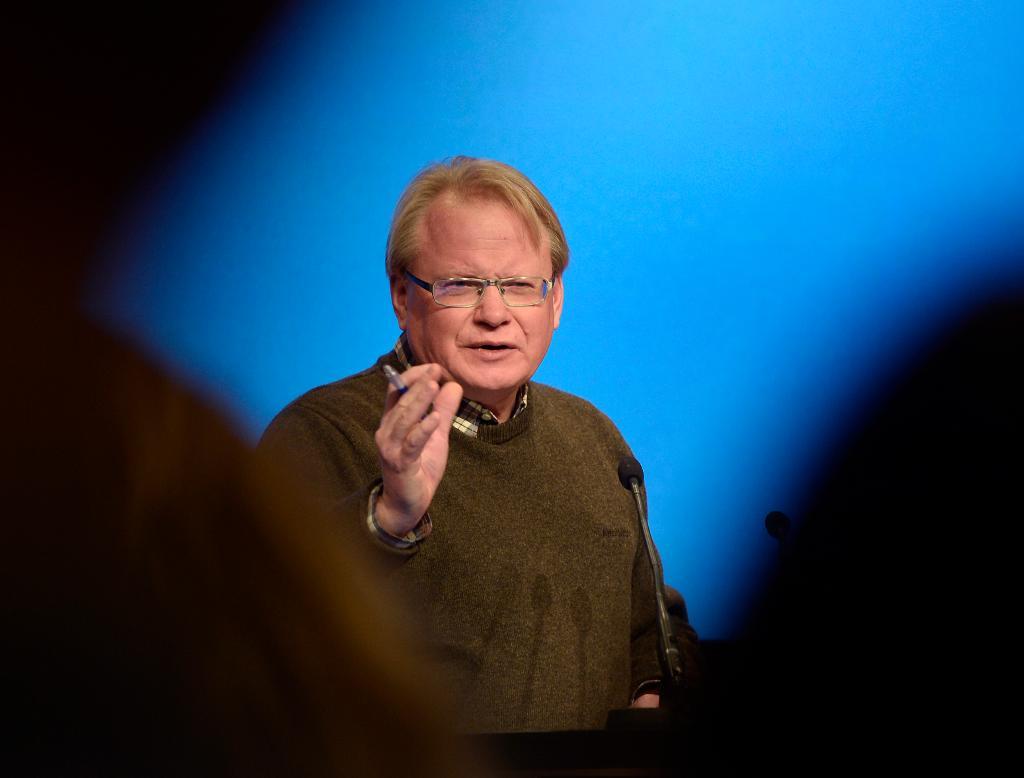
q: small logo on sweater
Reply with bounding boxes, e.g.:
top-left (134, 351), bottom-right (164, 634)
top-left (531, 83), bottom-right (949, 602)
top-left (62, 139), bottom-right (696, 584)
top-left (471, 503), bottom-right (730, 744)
top-left (601, 528), bottom-right (630, 539)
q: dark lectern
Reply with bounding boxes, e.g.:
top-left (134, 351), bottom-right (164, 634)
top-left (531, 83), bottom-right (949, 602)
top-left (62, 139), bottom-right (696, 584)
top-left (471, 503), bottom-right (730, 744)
top-left (469, 730), bottom-right (687, 777)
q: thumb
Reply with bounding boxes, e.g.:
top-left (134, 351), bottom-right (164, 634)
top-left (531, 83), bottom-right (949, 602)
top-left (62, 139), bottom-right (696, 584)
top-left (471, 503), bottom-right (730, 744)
top-left (433, 381), bottom-right (463, 429)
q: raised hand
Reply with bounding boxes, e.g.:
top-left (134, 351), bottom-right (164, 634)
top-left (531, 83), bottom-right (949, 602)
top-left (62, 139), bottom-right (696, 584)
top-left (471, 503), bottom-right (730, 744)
top-left (373, 364), bottom-right (463, 537)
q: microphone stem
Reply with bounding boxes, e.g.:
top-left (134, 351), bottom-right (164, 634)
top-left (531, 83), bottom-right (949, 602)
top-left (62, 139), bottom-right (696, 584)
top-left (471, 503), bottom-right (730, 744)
top-left (630, 478), bottom-right (686, 694)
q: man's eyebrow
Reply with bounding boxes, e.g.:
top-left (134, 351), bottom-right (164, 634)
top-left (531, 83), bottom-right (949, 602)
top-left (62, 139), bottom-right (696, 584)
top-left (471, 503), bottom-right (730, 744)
top-left (437, 267), bottom-right (544, 279)
top-left (441, 269), bottom-right (485, 278)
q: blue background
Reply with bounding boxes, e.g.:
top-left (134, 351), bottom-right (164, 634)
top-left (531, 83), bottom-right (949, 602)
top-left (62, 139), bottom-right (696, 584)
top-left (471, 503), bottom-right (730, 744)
top-left (92, 1), bottom-right (1024, 638)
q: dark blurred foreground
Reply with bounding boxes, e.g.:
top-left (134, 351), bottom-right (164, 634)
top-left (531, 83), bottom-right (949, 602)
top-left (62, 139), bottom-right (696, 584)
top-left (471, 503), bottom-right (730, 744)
top-left (705, 282), bottom-right (1023, 775)
top-left (2, 4), bottom-right (469, 775)
top-left (1, 313), bottom-right (470, 776)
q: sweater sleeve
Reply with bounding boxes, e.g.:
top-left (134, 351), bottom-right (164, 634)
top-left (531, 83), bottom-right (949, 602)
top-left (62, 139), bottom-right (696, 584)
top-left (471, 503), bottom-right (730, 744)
top-left (258, 400), bottom-right (420, 564)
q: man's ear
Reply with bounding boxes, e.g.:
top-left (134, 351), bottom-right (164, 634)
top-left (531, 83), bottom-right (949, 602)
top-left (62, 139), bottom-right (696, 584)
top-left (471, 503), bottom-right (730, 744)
top-left (390, 274), bottom-right (408, 330)
top-left (551, 276), bottom-right (564, 330)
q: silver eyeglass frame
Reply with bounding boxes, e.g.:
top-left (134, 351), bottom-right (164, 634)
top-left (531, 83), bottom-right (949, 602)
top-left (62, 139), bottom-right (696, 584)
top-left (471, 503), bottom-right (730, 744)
top-left (404, 270), bottom-right (553, 308)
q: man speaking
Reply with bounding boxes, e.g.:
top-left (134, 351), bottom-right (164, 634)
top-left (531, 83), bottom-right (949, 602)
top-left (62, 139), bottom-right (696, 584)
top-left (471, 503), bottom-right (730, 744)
top-left (261, 157), bottom-right (698, 732)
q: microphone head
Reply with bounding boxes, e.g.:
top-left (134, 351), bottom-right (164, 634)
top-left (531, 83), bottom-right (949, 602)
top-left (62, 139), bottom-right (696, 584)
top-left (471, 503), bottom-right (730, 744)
top-left (764, 511), bottom-right (791, 541)
top-left (618, 456), bottom-right (644, 489)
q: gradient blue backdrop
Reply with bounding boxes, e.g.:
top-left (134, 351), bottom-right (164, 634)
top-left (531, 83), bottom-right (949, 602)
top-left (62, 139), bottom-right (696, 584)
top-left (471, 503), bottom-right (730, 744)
top-left (92, 1), bottom-right (1024, 638)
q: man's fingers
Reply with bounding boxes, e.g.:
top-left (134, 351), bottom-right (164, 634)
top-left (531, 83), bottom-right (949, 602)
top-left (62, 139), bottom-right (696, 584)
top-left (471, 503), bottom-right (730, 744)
top-left (394, 379), bottom-right (438, 423)
top-left (383, 363), bottom-right (443, 411)
top-left (432, 381), bottom-right (464, 428)
top-left (384, 378), bottom-right (438, 441)
top-left (400, 411), bottom-right (440, 461)
top-left (377, 367), bottom-right (460, 475)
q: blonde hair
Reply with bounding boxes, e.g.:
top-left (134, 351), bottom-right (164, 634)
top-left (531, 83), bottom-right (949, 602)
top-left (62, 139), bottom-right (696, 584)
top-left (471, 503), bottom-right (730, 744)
top-left (386, 156), bottom-right (569, 281)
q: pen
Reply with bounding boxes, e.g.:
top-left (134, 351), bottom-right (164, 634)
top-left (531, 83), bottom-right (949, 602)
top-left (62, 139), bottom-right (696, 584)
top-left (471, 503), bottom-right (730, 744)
top-left (381, 364), bottom-right (408, 395)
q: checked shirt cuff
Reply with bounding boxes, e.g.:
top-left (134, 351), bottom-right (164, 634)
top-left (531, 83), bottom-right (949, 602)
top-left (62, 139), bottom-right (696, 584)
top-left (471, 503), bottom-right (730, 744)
top-left (366, 481), bottom-right (432, 549)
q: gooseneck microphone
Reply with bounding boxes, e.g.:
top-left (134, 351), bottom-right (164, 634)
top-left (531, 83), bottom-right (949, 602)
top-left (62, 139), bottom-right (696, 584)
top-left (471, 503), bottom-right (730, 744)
top-left (765, 510), bottom-right (792, 563)
top-left (617, 456), bottom-right (686, 699)
top-left (764, 510), bottom-right (791, 543)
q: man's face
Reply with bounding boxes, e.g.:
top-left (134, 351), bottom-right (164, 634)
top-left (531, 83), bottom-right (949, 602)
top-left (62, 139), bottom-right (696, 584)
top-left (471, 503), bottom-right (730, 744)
top-left (391, 195), bottom-right (563, 421)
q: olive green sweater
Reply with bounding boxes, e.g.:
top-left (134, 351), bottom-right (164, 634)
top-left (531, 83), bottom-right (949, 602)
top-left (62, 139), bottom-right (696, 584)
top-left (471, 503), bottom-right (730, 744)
top-left (261, 351), bottom-right (697, 732)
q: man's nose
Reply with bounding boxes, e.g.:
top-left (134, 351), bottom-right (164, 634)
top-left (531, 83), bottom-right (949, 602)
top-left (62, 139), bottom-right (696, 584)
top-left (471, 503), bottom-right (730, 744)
top-left (474, 284), bottom-right (510, 326)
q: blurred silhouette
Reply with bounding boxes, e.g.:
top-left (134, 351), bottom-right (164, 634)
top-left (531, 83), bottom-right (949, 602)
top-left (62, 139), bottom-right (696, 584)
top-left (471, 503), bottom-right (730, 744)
top-left (1, 4), bottom-right (469, 775)
top-left (2, 328), bottom-right (467, 776)
top-left (709, 276), bottom-right (1023, 775)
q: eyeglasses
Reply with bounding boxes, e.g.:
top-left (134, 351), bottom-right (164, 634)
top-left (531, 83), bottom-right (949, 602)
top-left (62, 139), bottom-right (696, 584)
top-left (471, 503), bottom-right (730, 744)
top-left (405, 270), bottom-right (553, 308)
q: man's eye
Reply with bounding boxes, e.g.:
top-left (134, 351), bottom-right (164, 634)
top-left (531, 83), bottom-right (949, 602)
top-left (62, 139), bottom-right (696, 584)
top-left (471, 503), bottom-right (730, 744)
top-left (503, 280), bottom-right (535, 290)
top-left (443, 280), bottom-right (478, 290)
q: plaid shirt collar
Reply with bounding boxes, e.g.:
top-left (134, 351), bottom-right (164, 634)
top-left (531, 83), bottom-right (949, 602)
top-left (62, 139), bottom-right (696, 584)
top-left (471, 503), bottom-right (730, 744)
top-left (393, 333), bottom-right (528, 438)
